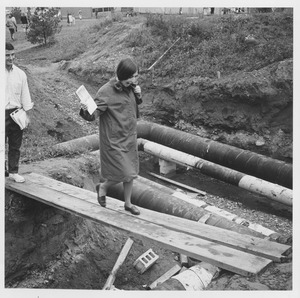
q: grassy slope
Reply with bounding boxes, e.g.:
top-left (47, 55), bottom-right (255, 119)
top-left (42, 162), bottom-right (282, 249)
top-left (10, 11), bottom-right (293, 162)
top-left (69, 12), bottom-right (293, 79)
top-left (19, 11), bottom-right (293, 81)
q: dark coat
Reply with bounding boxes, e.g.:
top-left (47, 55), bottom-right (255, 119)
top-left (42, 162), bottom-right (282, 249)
top-left (94, 78), bottom-right (140, 182)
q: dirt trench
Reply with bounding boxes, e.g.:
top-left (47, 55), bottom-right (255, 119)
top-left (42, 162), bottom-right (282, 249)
top-left (5, 156), bottom-right (181, 290)
top-left (5, 151), bottom-right (293, 291)
top-left (5, 64), bottom-right (293, 291)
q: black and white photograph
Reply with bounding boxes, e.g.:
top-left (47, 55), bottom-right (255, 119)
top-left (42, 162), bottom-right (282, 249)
top-left (2, 1), bottom-right (299, 297)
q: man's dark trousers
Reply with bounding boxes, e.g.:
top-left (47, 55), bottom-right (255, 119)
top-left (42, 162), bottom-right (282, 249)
top-left (5, 108), bottom-right (23, 174)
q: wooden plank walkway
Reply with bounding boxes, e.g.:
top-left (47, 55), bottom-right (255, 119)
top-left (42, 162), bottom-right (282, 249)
top-left (5, 173), bottom-right (275, 276)
top-left (25, 173), bottom-right (291, 262)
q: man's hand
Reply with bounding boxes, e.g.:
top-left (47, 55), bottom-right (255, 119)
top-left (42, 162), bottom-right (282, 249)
top-left (25, 109), bottom-right (33, 126)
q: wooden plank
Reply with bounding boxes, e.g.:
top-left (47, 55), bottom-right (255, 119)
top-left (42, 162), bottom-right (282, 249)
top-left (205, 205), bottom-right (276, 237)
top-left (172, 191), bottom-right (208, 207)
top-left (147, 264), bottom-right (181, 290)
top-left (25, 173), bottom-right (291, 262)
top-left (148, 172), bottom-right (206, 195)
top-left (5, 175), bottom-right (272, 276)
top-left (174, 192), bottom-right (278, 237)
top-left (102, 238), bottom-right (134, 290)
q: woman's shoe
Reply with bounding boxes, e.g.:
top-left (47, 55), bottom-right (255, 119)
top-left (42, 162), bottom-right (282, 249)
top-left (96, 184), bottom-right (106, 207)
top-left (124, 205), bottom-right (140, 215)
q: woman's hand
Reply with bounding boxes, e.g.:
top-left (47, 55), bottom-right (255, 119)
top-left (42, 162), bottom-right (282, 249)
top-left (81, 103), bottom-right (88, 110)
top-left (133, 85), bottom-right (141, 95)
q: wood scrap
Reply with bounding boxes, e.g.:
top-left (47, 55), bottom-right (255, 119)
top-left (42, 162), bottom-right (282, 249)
top-left (102, 238), bottom-right (134, 290)
top-left (148, 171), bottom-right (206, 195)
top-left (147, 37), bottom-right (181, 71)
top-left (147, 264), bottom-right (181, 290)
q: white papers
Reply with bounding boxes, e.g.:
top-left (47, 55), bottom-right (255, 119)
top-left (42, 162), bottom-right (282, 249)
top-left (10, 108), bottom-right (29, 130)
top-left (75, 85), bottom-right (97, 115)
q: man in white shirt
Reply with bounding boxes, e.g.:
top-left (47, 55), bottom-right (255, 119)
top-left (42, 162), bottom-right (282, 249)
top-left (5, 42), bottom-right (34, 183)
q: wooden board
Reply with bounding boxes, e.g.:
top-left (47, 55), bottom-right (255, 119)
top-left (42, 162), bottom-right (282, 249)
top-left (147, 264), bottom-right (181, 289)
top-left (103, 238), bottom-right (134, 290)
top-left (5, 173), bottom-right (273, 276)
top-left (25, 173), bottom-right (291, 262)
top-left (148, 171), bottom-right (206, 195)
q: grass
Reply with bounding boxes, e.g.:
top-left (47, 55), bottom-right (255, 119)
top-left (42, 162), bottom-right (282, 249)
top-left (9, 11), bottom-right (293, 75)
top-left (7, 18), bottom-right (101, 61)
top-left (139, 11), bottom-right (293, 78)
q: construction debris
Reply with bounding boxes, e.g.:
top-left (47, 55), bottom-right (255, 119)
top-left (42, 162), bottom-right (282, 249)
top-left (102, 238), bottom-right (134, 290)
top-left (147, 264), bottom-right (181, 290)
top-left (133, 249), bottom-right (159, 274)
top-left (152, 262), bottom-right (220, 291)
top-left (179, 254), bottom-right (189, 267)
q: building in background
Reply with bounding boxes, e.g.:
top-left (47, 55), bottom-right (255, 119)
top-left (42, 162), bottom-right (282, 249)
top-left (6, 7), bottom-right (292, 21)
top-left (59, 7), bottom-right (93, 19)
top-left (133, 7), bottom-right (215, 15)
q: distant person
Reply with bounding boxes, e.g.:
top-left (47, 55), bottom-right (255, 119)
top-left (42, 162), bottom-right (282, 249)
top-left (67, 13), bottom-right (70, 25)
top-left (78, 10), bottom-right (82, 20)
top-left (5, 42), bottom-right (34, 183)
top-left (57, 9), bottom-right (62, 20)
top-left (80, 57), bottom-right (143, 215)
top-left (68, 13), bottom-right (75, 25)
top-left (6, 14), bottom-right (17, 40)
top-left (20, 13), bottom-right (29, 35)
top-left (222, 8), bottom-right (229, 14)
top-left (26, 8), bottom-right (32, 19)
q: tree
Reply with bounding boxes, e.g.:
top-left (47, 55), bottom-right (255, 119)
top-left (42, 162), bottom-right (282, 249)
top-left (10, 7), bottom-right (22, 23)
top-left (27, 7), bottom-right (62, 45)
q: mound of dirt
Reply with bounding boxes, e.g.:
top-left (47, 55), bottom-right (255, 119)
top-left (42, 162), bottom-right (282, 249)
top-left (62, 15), bottom-right (293, 162)
top-left (140, 59), bottom-right (293, 160)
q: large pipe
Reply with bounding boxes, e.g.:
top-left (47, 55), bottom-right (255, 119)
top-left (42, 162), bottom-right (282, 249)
top-left (107, 179), bottom-right (285, 241)
top-left (138, 138), bottom-right (292, 207)
top-left (152, 262), bottom-right (219, 291)
top-left (51, 121), bottom-right (292, 189)
top-left (137, 121), bottom-right (292, 189)
top-left (136, 176), bottom-right (281, 239)
top-left (51, 131), bottom-right (292, 206)
top-left (52, 134), bottom-right (99, 155)
top-left (88, 150), bottom-right (282, 238)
